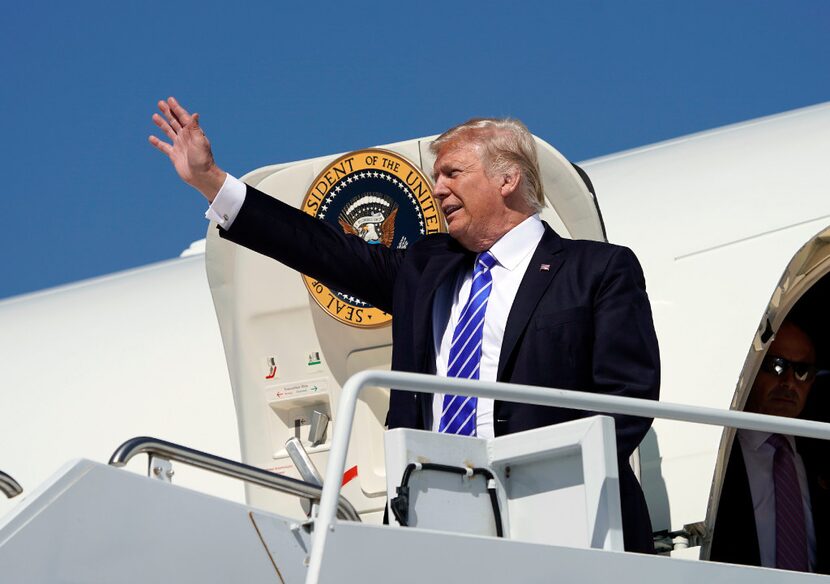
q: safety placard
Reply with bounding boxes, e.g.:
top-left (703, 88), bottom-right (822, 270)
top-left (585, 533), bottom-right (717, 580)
top-left (265, 378), bottom-right (329, 403)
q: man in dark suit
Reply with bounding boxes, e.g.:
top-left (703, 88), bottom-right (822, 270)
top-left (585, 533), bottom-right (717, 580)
top-left (149, 97), bottom-right (661, 552)
top-left (711, 320), bottom-right (829, 573)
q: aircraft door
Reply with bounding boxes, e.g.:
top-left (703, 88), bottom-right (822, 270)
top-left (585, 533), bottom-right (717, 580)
top-left (703, 227), bottom-right (830, 569)
top-left (205, 133), bottom-right (605, 522)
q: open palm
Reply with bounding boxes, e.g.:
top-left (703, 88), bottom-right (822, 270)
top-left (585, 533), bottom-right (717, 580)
top-left (149, 97), bottom-right (224, 200)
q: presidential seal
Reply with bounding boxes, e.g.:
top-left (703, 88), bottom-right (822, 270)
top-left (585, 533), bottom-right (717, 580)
top-left (301, 148), bottom-right (444, 328)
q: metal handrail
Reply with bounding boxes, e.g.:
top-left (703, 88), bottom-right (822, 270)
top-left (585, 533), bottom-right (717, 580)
top-left (305, 369), bottom-right (830, 584)
top-left (108, 436), bottom-right (360, 522)
top-left (0, 470), bottom-right (22, 498)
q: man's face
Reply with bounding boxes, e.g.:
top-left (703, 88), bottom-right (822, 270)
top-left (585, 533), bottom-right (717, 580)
top-left (432, 141), bottom-right (508, 252)
top-left (745, 322), bottom-right (816, 418)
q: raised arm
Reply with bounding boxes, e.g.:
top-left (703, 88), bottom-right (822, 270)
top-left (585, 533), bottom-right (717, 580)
top-left (148, 97), bottom-right (226, 202)
top-left (148, 96), bottom-right (405, 312)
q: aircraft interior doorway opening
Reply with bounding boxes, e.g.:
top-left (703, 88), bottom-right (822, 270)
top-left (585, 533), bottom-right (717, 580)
top-left (703, 225), bottom-right (830, 572)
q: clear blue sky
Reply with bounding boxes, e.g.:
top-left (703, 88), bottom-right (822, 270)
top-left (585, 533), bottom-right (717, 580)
top-left (2, 1), bottom-right (828, 299)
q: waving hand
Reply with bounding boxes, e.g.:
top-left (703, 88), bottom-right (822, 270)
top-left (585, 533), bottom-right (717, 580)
top-left (149, 97), bottom-right (226, 202)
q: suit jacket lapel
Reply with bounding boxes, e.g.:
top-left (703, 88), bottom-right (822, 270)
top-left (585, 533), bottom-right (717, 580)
top-left (412, 238), bottom-right (472, 375)
top-left (412, 239), bottom-right (472, 429)
top-left (497, 225), bottom-right (565, 380)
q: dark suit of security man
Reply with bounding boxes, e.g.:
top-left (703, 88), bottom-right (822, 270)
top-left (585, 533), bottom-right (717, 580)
top-left (150, 97), bottom-right (661, 553)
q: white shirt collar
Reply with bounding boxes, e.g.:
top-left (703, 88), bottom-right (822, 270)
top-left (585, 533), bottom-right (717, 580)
top-left (738, 428), bottom-right (798, 452)
top-left (486, 214), bottom-right (544, 271)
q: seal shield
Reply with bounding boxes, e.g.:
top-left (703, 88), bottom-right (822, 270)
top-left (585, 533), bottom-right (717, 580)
top-left (300, 148), bottom-right (443, 328)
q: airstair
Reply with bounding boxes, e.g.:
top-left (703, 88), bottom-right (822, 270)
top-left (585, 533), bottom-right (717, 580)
top-left (2, 371), bottom-right (829, 583)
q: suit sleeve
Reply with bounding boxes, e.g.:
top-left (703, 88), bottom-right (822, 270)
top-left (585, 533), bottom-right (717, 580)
top-left (218, 185), bottom-right (405, 313)
top-left (591, 246), bottom-right (660, 459)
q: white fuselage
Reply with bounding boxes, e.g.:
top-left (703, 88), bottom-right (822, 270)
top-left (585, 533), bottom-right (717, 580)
top-left (2, 102), bottom-right (829, 550)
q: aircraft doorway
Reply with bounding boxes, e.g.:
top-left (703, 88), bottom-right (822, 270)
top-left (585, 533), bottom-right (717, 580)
top-left (704, 226), bottom-right (830, 572)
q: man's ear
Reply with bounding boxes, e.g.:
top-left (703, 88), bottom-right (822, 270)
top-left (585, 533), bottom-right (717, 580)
top-left (500, 165), bottom-right (521, 198)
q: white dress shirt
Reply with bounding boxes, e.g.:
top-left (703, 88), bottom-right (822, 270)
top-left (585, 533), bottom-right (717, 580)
top-left (206, 177), bottom-right (545, 439)
top-left (737, 429), bottom-right (817, 570)
top-left (430, 215), bottom-right (544, 439)
top-left (206, 173), bottom-right (246, 228)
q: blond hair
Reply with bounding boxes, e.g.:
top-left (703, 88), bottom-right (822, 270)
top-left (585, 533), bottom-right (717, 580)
top-left (430, 118), bottom-right (544, 212)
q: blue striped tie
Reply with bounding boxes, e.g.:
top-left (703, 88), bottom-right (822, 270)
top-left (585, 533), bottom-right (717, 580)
top-left (439, 251), bottom-right (498, 436)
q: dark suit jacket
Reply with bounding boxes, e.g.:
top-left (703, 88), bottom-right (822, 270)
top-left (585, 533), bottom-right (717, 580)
top-left (221, 185), bottom-right (661, 552)
top-left (710, 438), bottom-right (830, 573)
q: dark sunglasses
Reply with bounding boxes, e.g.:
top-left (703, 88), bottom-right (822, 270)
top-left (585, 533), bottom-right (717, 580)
top-left (760, 355), bottom-right (817, 382)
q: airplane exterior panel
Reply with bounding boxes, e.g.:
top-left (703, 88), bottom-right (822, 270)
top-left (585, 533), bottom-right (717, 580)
top-left (584, 103), bottom-right (830, 533)
top-left (0, 256), bottom-right (242, 518)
